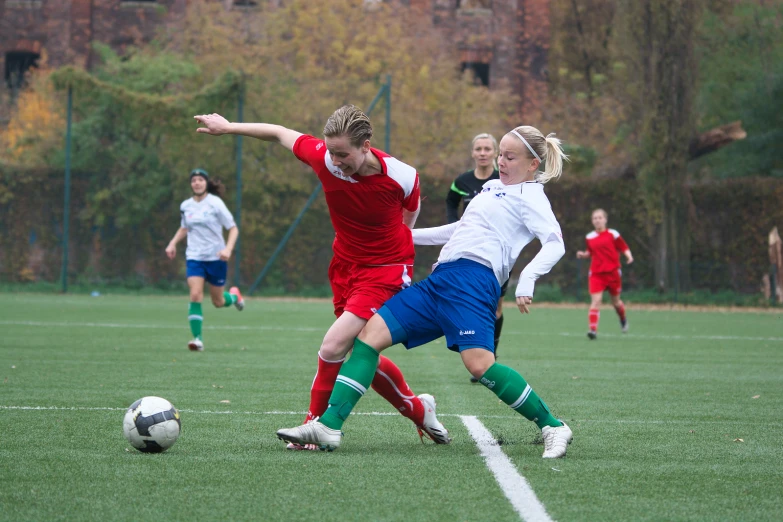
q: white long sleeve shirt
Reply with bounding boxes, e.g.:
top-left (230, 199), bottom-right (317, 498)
top-left (412, 179), bottom-right (565, 298)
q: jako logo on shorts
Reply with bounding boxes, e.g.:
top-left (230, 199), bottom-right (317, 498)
top-left (459, 330), bottom-right (475, 335)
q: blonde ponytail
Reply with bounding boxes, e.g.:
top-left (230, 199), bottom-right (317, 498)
top-left (507, 126), bottom-right (569, 184)
top-left (539, 133), bottom-right (568, 184)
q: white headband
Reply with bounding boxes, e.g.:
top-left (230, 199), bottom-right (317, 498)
top-left (510, 130), bottom-right (541, 162)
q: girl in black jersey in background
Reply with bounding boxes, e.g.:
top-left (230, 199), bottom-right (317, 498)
top-left (446, 133), bottom-right (507, 382)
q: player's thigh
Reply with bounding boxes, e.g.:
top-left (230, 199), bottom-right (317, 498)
top-left (358, 313), bottom-right (394, 351)
top-left (187, 276), bottom-right (205, 301)
top-left (328, 257), bottom-right (352, 318)
top-left (320, 311), bottom-right (368, 360)
top-left (607, 270), bottom-right (623, 297)
top-left (589, 291), bottom-right (604, 307)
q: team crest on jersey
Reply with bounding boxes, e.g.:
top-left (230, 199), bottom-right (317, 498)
top-left (316, 143), bottom-right (323, 150)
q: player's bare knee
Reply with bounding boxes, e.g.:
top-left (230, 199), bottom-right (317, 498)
top-left (210, 297), bottom-right (223, 308)
top-left (190, 292), bottom-right (203, 302)
top-left (319, 338), bottom-right (351, 361)
top-left (461, 348), bottom-right (495, 379)
top-left (466, 360), bottom-right (493, 380)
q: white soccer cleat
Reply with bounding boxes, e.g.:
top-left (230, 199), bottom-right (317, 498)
top-left (416, 394), bottom-right (452, 445)
top-left (188, 338), bottom-right (204, 351)
top-left (229, 286), bottom-right (244, 311)
top-left (276, 420), bottom-right (343, 451)
top-left (542, 423), bottom-right (573, 458)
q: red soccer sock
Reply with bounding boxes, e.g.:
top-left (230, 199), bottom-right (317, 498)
top-left (589, 308), bottom-right (600, 332)
top-left (371, 355), bottom-right (425, 426)
top-left (614, 303), bottom-right (626, 322)
top-left (305, 352), bottom-right (345, 423)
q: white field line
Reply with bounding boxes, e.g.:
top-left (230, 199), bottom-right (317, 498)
top-left (461, 415), bottom-right (553, 522)
top-left (1, 320), bottom-right (780, 342)
top-left (3, 406), bottom-right (776, 427)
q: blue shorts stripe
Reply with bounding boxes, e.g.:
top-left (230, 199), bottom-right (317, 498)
top-left (377, 306), bottom-right (408, 346)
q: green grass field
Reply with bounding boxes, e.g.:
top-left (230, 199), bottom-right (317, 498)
top-left (1, 293), bottom-right (781, 521)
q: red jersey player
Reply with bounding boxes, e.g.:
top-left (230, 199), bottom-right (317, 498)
top-left (576, 208), bottom-right (634, 340)
top-left (194, 106), bottom-right (450, 448)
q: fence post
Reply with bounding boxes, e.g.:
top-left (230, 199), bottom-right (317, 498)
top-left (771, 263), bottom-right (778, 305)
top-left (61, 86), bottom-right (73, 293)
top-left (674, 260), bottom-right (680, 303)
top-left (384, 74), bottom-right (391, 153)
top-left (234, 76), bottom-right (244, 287)
top-left (247, 184), bottom-right (322, 295)
top-left (576, 258), bottom-right (583, 301)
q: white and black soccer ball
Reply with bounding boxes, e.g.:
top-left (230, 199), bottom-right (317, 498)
top-left (123, 396), bottom-right (181, 453)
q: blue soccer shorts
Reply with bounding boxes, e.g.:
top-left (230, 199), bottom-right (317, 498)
top-left (186, 259), bottom-right (228, 287)
top-left (377, 259), bottom-right (501, 353)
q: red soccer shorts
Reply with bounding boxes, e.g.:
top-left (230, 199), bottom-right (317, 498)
top-left (328, 257), bottom-right (413, 320)
top-left (589, 269), bottom-right (622, 296)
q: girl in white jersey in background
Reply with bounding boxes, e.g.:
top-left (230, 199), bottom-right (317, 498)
top-left (277, 125), bottom-right (574, 458)
top-left (165, 169), bottom-right (244, 352)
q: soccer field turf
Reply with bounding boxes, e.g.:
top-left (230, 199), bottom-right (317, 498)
top-left (1, 294), bottom-right (781, 521)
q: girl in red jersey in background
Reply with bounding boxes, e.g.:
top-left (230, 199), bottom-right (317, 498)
top-left (576, 208), bottom-right (633, 340)
top-left (194, 106), bottom-right (450, 448)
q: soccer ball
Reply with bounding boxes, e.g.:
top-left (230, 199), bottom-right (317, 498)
top-left (123, 396), bottom-right (181, 453)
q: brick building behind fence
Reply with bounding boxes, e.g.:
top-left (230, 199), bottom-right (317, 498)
top-left (1, 0), bottom-right (550, 116)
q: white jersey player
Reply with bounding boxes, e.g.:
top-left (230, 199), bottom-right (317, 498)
top-left (165, 169), bottom-right (244, 352)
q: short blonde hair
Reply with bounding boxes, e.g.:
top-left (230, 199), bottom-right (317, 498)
top-left (507, 125), bottom-right (568, 184)
top-left (471, 133), bottom-right (498, 154)
top-left (592, 208), bottom-right (608, 219)
top-left (323, 105), bottom-right (373, 147)
top-left (472, 132), bottom-right (499, 169)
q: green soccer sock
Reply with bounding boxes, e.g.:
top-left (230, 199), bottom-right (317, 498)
top-left (480, 362), bottom-right (563, 429)
top-left (188, 302), bottom-right (203, 339)
top-left (222, 291), bottom-right (236, 307)
top-left (319, 338), bottom-right (380, 431)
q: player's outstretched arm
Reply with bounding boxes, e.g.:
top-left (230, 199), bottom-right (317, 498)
top-left (411, 222), bottom-right (459, 246)
top-left (194, 113), bottom-right (303, 151)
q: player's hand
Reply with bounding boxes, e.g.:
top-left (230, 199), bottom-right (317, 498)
top-left (516, 296), bottom-right (532, 314)
top-left (218, 247), bottom-right (232, 261)
top-left (626, 254), bottom-right (634, 264)
top-left (195, 113), bottom-right (231, 135)
top-left (576, 251), bottom-right (588, 259)
top-left (165, 244), bottom-right (176, 260)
